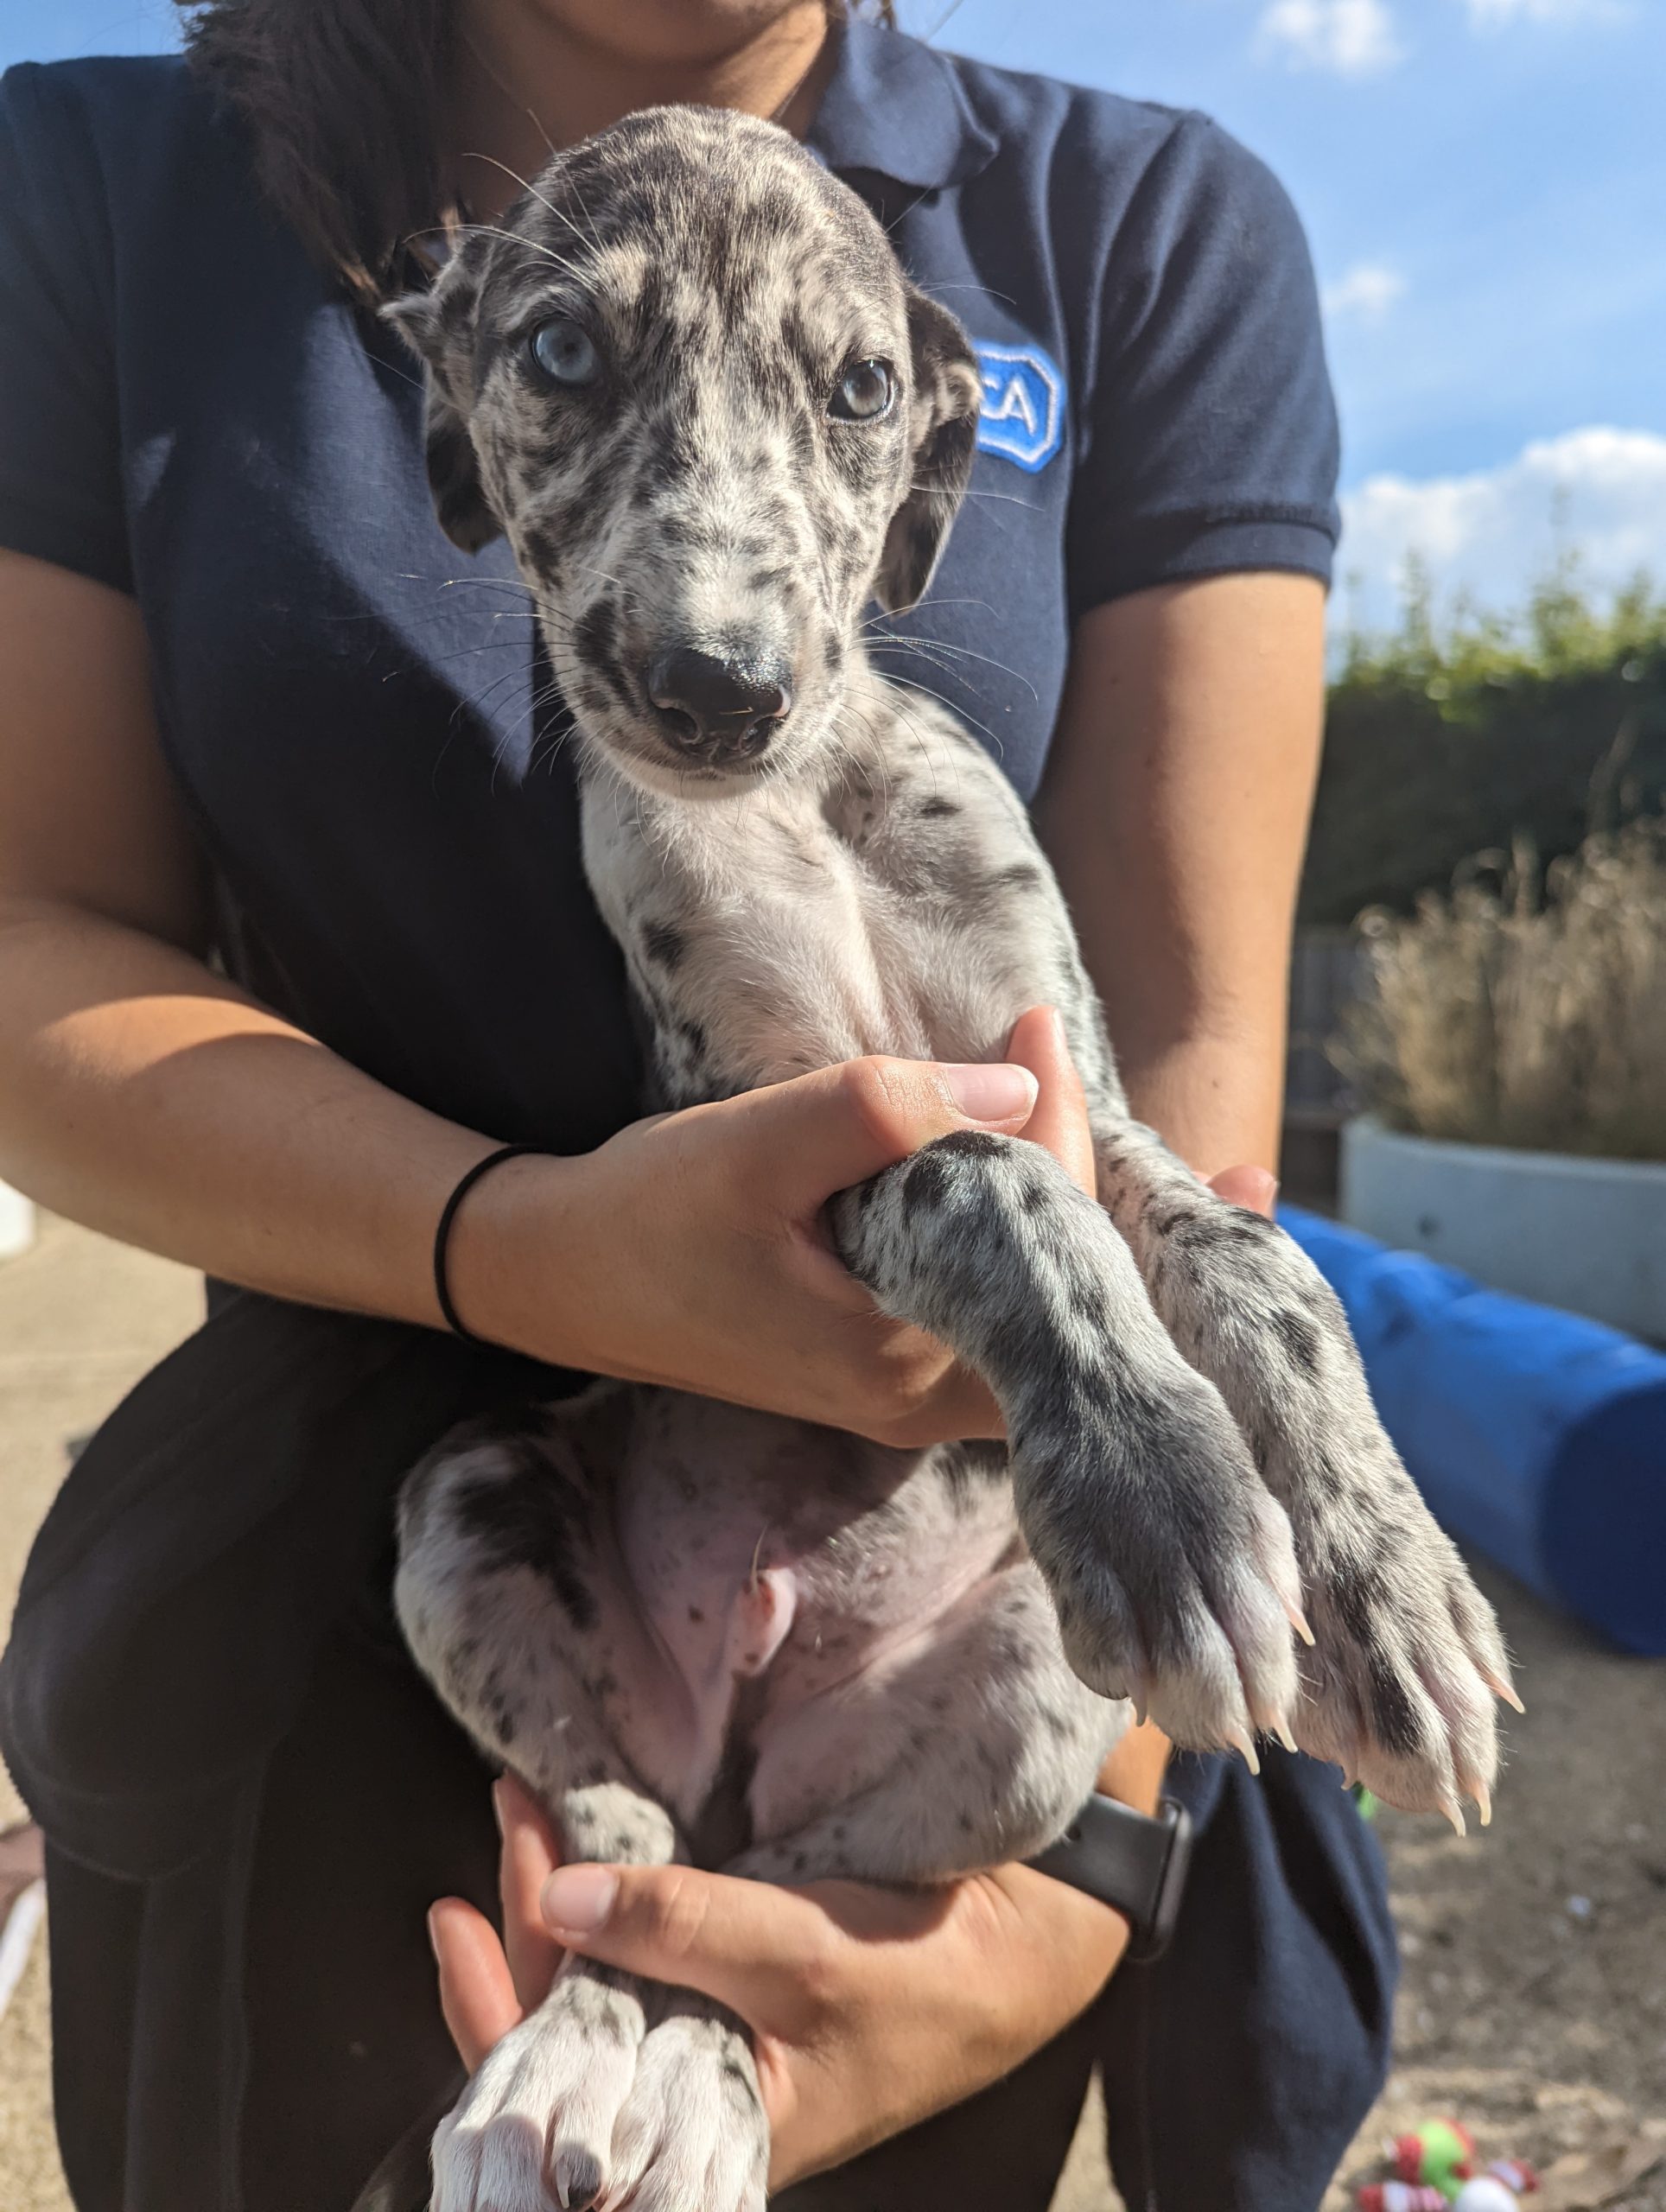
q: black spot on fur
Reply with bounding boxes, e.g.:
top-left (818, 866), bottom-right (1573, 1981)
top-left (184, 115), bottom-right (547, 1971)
top-left (573, 596), bottom-right (631, 708)
top-left (1329, 1556), bottom-right (1391, 1649)
top-left (900, 1147), bottom-right (951, 1214)
top-left (933, 1128), bottom-right (1008, 1160)
top-left (1368, 1657), bottom-right (1425, 1758)
top-left (918, 795), bottom-right (960, 818)
top-left (642, 920), bottom-right (686, 970)
top-left (720, 2052), bottom-right (762, 2112)
top-left (1270, 1307), bottom-right (1323, 1375)
top-left (449, 1433), bottom-right (599, 1633)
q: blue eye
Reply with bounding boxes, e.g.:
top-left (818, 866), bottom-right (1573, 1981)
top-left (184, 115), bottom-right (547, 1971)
top-left (830, 359), bottom-right (894, 422)
top-left (530, 317), bottom-right (601, 387)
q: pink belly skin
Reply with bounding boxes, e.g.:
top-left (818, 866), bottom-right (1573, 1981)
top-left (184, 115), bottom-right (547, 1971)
top-left (601, 1389), bottom-right (1021, 1843)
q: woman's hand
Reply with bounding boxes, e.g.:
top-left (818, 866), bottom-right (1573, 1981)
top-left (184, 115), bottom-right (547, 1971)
top-left (430, 1754), bottom-right (1158, 2193)
top-left (446, 1005), bottom-right (1098, 1449)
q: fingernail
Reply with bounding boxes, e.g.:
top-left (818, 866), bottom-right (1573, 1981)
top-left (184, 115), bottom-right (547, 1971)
top-left (942, 1063), bottom-right (1038, 1122)
top-left (426, 1906), bottom-right (442, 1962)
top-left (542, 1864), bottom-right (619, 1936)
top-left (491, 1778), bottom-right (508, 1840)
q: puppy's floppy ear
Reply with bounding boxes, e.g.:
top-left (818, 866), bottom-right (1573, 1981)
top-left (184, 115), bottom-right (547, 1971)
top-left (875, 287), bottom-right (982, 614)
top-left (381, 256), bottom-right (502, 556)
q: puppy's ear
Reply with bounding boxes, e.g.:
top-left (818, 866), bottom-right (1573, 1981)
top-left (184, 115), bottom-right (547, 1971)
top-left (382, 259), bottom-right (503, 556)
top-left (875, 287), bottom-right (982, 614)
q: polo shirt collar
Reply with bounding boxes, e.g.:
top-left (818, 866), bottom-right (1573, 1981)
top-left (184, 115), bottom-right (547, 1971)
top-left (806, 18), bottom-right (998, 188)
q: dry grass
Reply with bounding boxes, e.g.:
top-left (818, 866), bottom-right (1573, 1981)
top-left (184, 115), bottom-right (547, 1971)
top-left (1336, 817), bottom-right (1666, 1160)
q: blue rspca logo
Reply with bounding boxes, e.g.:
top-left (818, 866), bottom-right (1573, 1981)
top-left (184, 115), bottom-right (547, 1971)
top-left (973, 341), bottom-right (1065, 474)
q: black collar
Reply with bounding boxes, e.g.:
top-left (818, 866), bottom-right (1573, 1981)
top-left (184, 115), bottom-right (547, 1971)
top-left (805, 18), bottom-right (999, 188)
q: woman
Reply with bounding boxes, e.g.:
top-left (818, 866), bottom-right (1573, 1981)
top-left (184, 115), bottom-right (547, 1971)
top-left (0, 2), bottom-right (1396, 2207)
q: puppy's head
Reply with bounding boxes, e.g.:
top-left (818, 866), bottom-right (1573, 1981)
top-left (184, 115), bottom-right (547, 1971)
top-left (387, 107), bottom-right (979, 797)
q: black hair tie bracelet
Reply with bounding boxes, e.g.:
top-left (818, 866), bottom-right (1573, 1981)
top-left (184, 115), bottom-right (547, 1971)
top-left (433, 1143), bottom-right (550, 1344)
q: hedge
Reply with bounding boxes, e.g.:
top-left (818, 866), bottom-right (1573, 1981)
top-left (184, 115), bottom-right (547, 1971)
top-left (1299, 564), bottom-right (1666, 927)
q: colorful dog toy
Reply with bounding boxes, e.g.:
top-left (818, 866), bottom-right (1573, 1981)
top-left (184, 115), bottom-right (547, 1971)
top-left (1361, 2130), bottom-right (1541, 2212)
top-left (1393, 2121), bottom-right (1478, 2194)
top-left (1453, 2182), bottom-right (1521, 2212)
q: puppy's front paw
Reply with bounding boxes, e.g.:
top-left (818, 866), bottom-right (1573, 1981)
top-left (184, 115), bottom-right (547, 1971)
top-left (430, 1968), bottom-right (645, 2212)
top-left (1295, 1483), bottom-right (1517, 1826)
top-left (605, 2000), bottom-right (769, 2212)
top-left (1016, 1358), bottom-right (1304, 1759)
top-left (1143, 1206), bottom-right (1518, 1820)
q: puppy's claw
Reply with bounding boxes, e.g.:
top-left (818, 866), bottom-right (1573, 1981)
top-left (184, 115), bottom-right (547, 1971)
top-left (1472, 1782), bottom-right (1492, 1828)
top-left (554, 2148), bottom-right (604, 2212)
top-left (1224, 1725), bottom-right (1261, 1777)
top-left (1441, 1800), bottom-right (1468, 1839)
top-left (1286, 1599), bottom-right (1316, 1649)
top-left (1269, 1713), bottom-right (1300, 1757)
top-left (1486, 1671), bottom-right (1525, 1715)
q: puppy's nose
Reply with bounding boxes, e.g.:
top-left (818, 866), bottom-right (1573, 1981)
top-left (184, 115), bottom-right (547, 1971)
top-left (647, 645), bottom-right (794, 759)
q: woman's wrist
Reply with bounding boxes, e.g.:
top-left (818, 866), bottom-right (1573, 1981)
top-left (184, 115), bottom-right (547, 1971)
top-left (436, 1144), bottom-right (596, 1364)
top-left (1095, 1714), bottom-right (1171, 1815)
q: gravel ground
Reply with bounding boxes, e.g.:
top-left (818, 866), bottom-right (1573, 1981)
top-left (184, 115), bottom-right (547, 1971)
top-left (1, 1214), bottom-right (1661, 2211)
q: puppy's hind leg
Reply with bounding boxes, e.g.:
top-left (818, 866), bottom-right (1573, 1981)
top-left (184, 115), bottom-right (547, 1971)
top-left (604, 1561), bottom-right (1120, 2212)
top-left (397, 1406), bottom-right (691, 2212)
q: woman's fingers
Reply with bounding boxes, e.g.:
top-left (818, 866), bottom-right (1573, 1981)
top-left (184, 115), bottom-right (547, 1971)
top-left (537, 1861), bottom-right (942, 2043)
top-left (429, 1896), bottom-right (522, 2074)
top-left (736, 1052), bottom-right (1040, 1221)
top-left (1004, 1005), bottom-right (1095, 1194)
top-left (539, 1862), bottom-right (823, 2034)
top-left (493, 1774), bottom-right (564, 2011)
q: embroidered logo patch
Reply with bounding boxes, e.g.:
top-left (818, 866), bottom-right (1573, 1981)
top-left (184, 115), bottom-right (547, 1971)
top-left (973, 341), bottom-right (1065, 474)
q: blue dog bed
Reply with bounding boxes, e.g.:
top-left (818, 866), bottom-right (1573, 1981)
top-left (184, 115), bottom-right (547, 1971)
top-left (1281, 1206), bottom-right (1666, 1657)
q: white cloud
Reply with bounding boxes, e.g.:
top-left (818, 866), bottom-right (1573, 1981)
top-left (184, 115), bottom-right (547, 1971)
top-left (1338, 427), bottom-right (1666, 632)
top-left (1323, 263), bottom-right (1408, 324)
top-left (1259, 0), bottom-right (1404, 74)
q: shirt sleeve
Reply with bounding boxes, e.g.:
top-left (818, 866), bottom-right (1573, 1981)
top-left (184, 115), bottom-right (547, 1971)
top-left (1065, 112), bottom-right (1339, 620)
top-left (0, 63), bottom-right (131, 594)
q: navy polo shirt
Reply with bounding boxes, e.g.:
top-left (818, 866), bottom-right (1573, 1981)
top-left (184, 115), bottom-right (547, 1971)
top-left (0, 22), bottom-right (1339, 1153)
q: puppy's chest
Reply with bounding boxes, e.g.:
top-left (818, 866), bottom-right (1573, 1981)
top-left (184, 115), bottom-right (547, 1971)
top-left (583, 756), bottom-right (1061, 1105)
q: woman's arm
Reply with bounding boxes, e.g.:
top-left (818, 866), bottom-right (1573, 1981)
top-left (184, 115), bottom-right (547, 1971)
top-left (0, 552), bottom-right (503, 1320)
top-left (0, 550), bottom-right (1046, 1443)
top-left (1034, 572), bottom-right (1328, 1178)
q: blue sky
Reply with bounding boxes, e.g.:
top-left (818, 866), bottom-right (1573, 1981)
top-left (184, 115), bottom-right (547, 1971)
top-left (4, 0), bottom-right (1663, 628)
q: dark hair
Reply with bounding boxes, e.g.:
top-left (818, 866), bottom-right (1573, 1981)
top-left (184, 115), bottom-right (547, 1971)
top-left (175, 1), bottom-right (894, 302)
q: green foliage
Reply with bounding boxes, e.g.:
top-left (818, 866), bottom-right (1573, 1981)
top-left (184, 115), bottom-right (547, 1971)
top-left (1300, 559), bottom-right (1666, 926)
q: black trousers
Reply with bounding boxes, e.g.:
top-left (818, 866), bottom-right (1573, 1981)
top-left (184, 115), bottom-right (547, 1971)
top-left (47, 1608), bottom-right (1396, 2212)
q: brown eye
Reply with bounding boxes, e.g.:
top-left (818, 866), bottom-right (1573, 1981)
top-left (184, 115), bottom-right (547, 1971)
top-left (830, 359), bottom-right (894, 422)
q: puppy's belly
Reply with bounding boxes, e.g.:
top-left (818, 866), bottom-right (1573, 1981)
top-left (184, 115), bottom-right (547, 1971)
top-left (606, 1389), bottom-right (1022, 1843)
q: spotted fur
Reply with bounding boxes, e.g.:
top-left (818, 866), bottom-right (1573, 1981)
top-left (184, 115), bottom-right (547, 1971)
top-left (388, 108), bottom-right (1514, 2212)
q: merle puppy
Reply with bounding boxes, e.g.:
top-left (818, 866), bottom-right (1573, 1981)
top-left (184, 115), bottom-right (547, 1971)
top-left (387, 108), bottom-right (1514, 2212)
